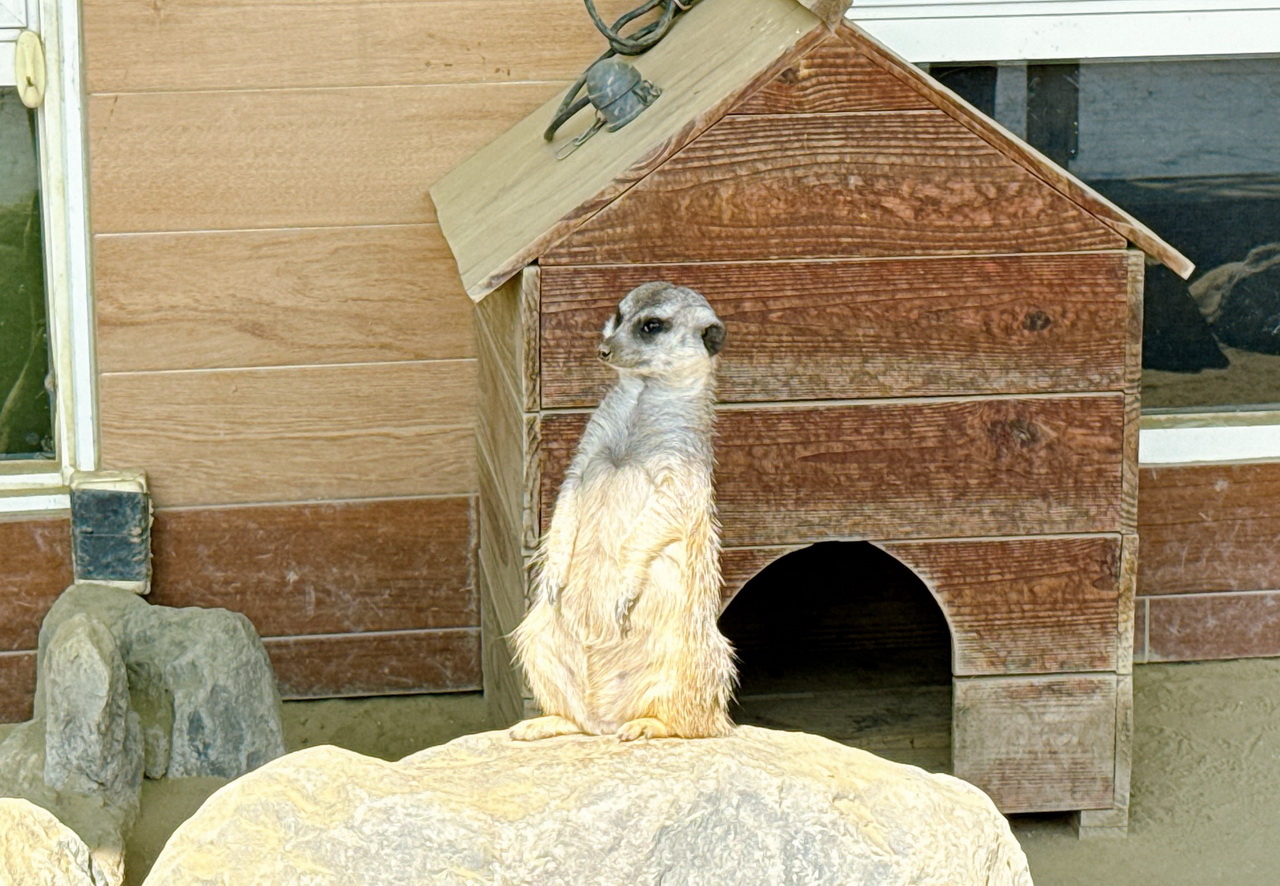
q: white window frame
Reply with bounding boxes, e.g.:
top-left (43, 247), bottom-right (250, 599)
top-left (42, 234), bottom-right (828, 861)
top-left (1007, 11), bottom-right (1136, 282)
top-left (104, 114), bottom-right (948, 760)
top-left (850, 1), bottom-right (1280, 63)
top-left (0, 0), bottom-right (96, 515)
top-left (850, 1), bottom-right (1280, 465)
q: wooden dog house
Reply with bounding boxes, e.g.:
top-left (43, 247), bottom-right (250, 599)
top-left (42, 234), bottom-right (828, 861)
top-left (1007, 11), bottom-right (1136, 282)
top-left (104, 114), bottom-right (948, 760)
top-left (431, 0), bottom-right (1192, 832)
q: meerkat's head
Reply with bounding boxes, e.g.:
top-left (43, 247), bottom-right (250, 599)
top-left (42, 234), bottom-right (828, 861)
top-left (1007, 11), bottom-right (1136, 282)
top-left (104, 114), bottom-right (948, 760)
top-left (597, 282), bottom-right (726, 379)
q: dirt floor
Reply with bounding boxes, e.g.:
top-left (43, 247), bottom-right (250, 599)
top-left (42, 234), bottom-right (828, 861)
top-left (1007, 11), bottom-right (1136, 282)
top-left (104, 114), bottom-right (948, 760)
top-left (6, 658), bottom-right (1280, 884)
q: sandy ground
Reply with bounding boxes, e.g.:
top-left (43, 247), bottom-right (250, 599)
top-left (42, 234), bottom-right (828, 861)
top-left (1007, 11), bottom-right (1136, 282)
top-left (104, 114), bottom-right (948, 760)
top-left (5, 658), bottom-right (1279, 884)
top-left (1144, 346), bottom-right (1280, 411)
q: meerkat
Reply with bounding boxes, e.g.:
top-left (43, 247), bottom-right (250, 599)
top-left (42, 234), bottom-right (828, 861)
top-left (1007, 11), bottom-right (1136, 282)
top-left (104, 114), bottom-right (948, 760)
top-left (509, 281), bottom-right (736, 742)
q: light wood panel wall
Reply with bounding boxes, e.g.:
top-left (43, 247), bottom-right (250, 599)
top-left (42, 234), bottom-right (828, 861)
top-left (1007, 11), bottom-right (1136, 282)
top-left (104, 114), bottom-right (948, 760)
top-left (79, 0), bottom-right (638, 697)
top-left (86, 0), bottom-right (640, 507)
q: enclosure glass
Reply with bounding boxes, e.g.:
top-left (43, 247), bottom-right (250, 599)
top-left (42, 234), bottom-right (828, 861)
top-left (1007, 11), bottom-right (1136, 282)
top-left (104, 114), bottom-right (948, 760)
top-left (933, 57), bottom-right (1280, 413)
top-left (0, 85), bottom-right (53, 460)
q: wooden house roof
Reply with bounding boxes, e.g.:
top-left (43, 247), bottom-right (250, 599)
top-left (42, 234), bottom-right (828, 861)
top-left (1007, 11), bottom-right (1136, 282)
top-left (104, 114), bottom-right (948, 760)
top-left (431, 0), bottom-right (1193, 301)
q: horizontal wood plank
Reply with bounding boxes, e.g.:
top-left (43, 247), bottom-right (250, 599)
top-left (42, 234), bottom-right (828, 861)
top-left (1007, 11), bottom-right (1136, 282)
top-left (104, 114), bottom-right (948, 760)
top-left (953, 674), bottom-right (1117, 813)
top-left (265, 629), bottom-right (481, 698)
top-left (539, 254), bottom-right (1131, 407)
top-left (721, 536), bottom-right (1123, 676)
top-left (733, 38), bottom-right (934, 114)
top-left (841, 24), bottom-right (1193, 279)
top-left (99, 361), bottom-right (477, 507)
top-left (540, 395), bottom-right (1125, 545)
top-left (0, 516), bottom-right (72, 652)
top-left (95, 225), bottom-right (474, 372)
top-left (1146, 591), bottom-right (1280, 663)
top-left (84, 0), bottom-right (639, 93)
top-left (149, 496), bottom-right (476, 637)
top-left (1138, 462), bottom-right (1280, 596)
top-left (545, 111), bottom-right (1123, 266)
top-left (89, 83), bottom-right (557, 234)
top-left (0, 651), bottom-right (36, 723)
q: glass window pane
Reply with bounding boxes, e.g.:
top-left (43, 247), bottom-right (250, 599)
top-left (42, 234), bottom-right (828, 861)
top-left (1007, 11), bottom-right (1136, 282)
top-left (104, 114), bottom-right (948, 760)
top-left (0, 86), bottom-right (53, 460)
top-left (931, 58), bottom-right (1280, 414)
top-left (1035, 59), bottom-right (1280, 414)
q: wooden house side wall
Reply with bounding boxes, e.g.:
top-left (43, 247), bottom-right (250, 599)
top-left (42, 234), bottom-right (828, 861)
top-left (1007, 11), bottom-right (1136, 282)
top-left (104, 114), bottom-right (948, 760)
top-left (530, 36), bottom-right (1138, 813)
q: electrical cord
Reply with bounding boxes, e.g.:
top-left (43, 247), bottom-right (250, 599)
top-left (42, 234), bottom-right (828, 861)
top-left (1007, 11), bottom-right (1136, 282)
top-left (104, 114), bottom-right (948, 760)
top-left (544, 0), bottom-right (703, 142)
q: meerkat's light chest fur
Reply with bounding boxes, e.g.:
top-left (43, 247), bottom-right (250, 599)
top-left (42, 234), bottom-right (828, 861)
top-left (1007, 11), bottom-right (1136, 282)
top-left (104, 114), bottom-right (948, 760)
top-left (510, 282), bottom-right (736, 742)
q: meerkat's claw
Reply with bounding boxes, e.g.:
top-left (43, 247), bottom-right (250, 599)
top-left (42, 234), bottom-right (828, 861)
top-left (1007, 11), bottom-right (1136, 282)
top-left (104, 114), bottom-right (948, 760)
top-left (615, 594), bottom-right (637, 633)
top-left (616, 717), bottom-right (673, 741)
top-left (509, 715), bottom-right (583, 741)
top-left (545, 581), bottom-right (563, 606)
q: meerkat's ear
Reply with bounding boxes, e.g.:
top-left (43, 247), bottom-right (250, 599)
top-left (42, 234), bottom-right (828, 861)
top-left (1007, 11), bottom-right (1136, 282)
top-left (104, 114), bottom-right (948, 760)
top-left (702, 321), bottom-right (726, 356)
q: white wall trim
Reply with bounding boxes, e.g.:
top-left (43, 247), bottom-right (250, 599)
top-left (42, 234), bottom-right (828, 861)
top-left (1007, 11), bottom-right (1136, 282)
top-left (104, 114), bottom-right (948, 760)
top-left (0, 0), bottom-right (97, 514)
top-left (1139, 423), bottom-right (1280, 466)
top-left (849, 3), bottom-right (1280, 62)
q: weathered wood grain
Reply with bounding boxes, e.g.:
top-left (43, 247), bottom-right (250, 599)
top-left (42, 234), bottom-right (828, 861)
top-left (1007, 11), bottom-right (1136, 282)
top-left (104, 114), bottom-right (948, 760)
top-left (1146, 591), bottom-right (1280, 662)
top-left (0, 651), bottom-right (36, 723)
top-left (1077, 673), bottom-right (1134, 832)
top-left (98, 360), bottom-right (477, 507)
top-left (545, 111), bottom-right (1124, 266)
top-left (795, 0), bottom-right (852, 26)
top-left (0, 515), bottom-right (73, 652)
top-left (83, 0), bottom-right (642, 93)
top-left (1117, 534), bottom-right (1138, 676)
top-left (540, 395), bottom-right (1125, 545)
top-left (479, 559), bottom-right (529, 727)
top-left (733, 38), bottom-right (933, 114)
top-left (149, 496), bottom-right (476, 637)
top-left (1138, 462), bottom-right (1280, 596)
top-left (839, 23), bottom-right (1193, 279)
top-left (265, 629), bottom-right (481, 698)
top-left (94, 225), bottom-right (474, 372)
top-left (430, 0), bottom-right (825, 298)
top-left (539, 254), bottom-right (1131, 407)
top-left (89, 83), bottom-right (556, 234)
top-left (953, 674), bottom-right (1117, 813)
top-left (720, 535), bottom-right (1123, 676)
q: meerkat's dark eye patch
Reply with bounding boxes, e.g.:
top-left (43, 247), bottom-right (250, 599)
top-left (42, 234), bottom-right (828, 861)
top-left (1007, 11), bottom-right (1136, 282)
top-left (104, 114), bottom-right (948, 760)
top-left (638, 318), bottom-right (667, 336)
top-left (613, 307), bottom-right (624, 330)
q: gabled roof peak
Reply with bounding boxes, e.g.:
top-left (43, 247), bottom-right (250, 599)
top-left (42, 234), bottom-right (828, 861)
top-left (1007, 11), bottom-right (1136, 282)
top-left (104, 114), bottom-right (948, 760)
top-left (431, 0), bottom-right (1191, 301)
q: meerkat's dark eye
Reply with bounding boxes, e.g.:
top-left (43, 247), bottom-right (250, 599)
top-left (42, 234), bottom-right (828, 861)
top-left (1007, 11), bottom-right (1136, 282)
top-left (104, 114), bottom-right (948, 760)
top-left (639, 318), bottom-right (666, 336)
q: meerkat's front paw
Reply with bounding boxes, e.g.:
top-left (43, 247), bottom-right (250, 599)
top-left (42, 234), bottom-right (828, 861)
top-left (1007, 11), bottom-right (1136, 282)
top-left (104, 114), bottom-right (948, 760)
top-left (509, 715), bottom-right (583, 741)
top-left (539, 555), bottom-right (570, 605)
top-left (616, 717), bottom-right (673, 741)
top-left (615, 587), bottom-right (640, 633)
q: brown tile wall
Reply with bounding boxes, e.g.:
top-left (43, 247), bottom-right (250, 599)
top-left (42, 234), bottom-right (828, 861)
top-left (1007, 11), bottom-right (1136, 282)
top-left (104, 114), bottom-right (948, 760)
top-left (0, 496), bottom-right (479, 721)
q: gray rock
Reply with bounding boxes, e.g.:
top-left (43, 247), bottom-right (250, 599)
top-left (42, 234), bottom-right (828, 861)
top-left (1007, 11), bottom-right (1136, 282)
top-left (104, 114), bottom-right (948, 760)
top-left (42, 614), bottom-right (144, 807)
top-left (0, 797), bottom-right (105, 886)
top-left (38, 583), bottom-right (285, 780)
top-left (144, 726), bottom-right (1032, 886)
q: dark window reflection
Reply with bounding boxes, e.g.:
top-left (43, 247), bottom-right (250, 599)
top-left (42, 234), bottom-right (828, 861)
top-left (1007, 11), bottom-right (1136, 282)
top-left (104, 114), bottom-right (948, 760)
top-left (930, 58), bottom-right (1280, 412)
top-left (0, 88), bottom-right (54, 460)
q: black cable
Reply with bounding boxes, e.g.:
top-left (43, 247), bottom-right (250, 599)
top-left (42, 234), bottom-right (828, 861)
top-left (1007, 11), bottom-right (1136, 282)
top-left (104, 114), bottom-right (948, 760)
top-left (545, 0), bottom-right (702, 142)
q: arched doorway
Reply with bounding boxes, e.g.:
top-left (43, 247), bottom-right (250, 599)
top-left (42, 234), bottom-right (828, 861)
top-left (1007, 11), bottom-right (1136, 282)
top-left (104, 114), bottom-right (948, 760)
top-left (718, 541), bottom-right (953, 772)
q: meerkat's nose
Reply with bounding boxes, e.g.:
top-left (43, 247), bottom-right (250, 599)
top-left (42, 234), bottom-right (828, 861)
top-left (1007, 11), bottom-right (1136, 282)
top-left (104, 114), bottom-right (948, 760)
top-left (598, 344), bottom-right (612, 360)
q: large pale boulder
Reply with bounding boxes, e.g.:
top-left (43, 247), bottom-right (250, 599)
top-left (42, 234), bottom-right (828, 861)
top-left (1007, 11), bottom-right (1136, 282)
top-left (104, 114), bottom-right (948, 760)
top-left (0, 614), bottom-right (141, 886)
top-left (0, 797), bottom-right (106, 885)
top-left (145, 726), bottom-right (1032, 885)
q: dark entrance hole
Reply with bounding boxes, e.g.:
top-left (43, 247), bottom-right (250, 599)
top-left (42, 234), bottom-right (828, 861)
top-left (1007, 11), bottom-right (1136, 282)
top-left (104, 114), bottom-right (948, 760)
top-left (718, 541), bottom-right (953, 772)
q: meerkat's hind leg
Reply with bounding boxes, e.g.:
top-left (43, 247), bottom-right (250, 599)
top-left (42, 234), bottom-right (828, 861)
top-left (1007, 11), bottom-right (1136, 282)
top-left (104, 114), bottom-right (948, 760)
top-left (616, 717), bottom-right (674, 741)
top-left (509, 715), bottom-right (584, 741)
